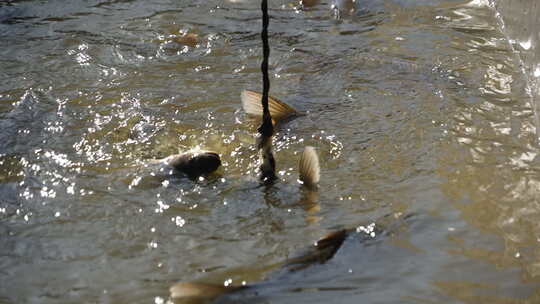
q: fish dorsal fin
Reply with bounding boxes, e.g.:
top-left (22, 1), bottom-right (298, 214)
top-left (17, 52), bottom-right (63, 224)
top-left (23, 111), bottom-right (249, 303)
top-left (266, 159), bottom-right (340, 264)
top-left (285, 229), bottom-right (348, 271)
top-left (170, 282), bottom-right (245, 300)
top-left (241, 90), bottom-right (298, 122)
top-left (299, 146), bottom-right (320, 189)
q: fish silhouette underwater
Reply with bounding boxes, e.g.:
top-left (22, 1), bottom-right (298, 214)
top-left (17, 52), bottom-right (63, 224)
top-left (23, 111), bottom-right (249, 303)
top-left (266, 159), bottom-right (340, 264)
top-left (169, 211), bottom-right (411, 304)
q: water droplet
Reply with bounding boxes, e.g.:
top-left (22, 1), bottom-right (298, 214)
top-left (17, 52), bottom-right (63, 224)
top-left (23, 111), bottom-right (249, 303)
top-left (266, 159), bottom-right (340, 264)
top-left (154, 296), bottom-right (165, 304)
top-left (173, 216), bottom-right (186, 227)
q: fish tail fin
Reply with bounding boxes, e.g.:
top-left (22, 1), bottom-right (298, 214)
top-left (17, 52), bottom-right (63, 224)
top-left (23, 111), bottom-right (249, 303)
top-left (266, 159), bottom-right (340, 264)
top-left (241, 90), bottom-right (263, 117)
top-left (299, 146), bottom-right (320, 189)
top-left (170, 282), bottom-right (245, 300)
top-left (241, 90), bottom-right (298, 122)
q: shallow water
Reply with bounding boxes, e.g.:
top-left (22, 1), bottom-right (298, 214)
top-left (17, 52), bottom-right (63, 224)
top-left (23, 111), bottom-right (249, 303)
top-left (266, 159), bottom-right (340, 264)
top-left (1, 0), bottom-right (540, 303)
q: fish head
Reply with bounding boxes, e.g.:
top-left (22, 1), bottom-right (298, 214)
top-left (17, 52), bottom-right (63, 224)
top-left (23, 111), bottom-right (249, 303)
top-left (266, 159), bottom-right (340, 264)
top-left (186, 152), bottom-right (221, 177)
top-left (168, 151), bottom-right (221, 178)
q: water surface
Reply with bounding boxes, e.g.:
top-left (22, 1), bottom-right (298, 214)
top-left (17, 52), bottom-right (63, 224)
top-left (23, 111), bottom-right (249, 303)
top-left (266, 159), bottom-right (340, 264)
top-left (1, 0), bottom-right (540, 303)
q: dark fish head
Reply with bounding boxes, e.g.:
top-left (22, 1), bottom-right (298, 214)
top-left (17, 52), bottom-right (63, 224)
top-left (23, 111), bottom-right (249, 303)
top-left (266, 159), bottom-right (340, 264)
top-left (181, 152), bottom-right (221, 178)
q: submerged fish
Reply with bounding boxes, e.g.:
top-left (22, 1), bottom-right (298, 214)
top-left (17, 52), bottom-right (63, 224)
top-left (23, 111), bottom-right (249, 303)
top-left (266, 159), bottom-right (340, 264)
top-left (146, 151), bottom-right (222, 179)
top-left (168, 228), bottom-right (345, 301)
top-left (169, 214), bottom-right (410, 303)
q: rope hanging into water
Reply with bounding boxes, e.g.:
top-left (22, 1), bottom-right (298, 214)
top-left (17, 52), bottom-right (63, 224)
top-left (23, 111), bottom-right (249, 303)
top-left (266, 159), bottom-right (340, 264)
top-left (258, 0), bottom-right (273, 138)
top-left (257, 0), bottom-right (277, 183)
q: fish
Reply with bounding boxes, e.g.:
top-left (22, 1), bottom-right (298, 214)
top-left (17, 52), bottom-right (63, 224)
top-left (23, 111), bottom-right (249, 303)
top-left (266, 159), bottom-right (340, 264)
top-left (168, 230), bottom-right (345, 301)
top-left (119, 151), bottom-right (221, 190)
top-left (240, 90), bottom-right (301, 126)
top-left (169, 214), bottom-right (410, 303)
top-left (299, 146), bottom-right (320, 190)
top-left (146, 151), bottom-right (221, 179)
top-left (299, 146), bottom-right (321, 221)
top-left (165, 151), bottom-right (221, 178)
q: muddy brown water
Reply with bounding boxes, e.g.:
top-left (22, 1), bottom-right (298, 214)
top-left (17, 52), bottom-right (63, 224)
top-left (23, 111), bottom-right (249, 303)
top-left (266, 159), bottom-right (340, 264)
top-left (1, 0), bottom-right (540, 303)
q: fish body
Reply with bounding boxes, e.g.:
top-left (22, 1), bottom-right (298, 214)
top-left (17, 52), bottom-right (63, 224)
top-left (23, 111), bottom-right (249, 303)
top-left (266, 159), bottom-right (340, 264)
top-left (169, 220), bottom-right (398, 303)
